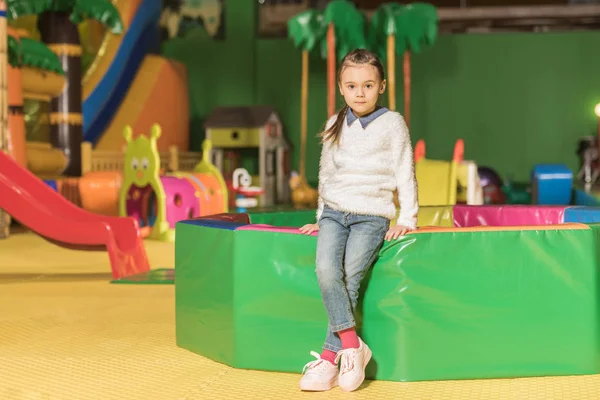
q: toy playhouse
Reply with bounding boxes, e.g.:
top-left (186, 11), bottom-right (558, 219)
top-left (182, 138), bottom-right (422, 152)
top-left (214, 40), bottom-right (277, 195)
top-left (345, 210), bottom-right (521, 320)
top-left (203, 105), bottom-right (292, 208)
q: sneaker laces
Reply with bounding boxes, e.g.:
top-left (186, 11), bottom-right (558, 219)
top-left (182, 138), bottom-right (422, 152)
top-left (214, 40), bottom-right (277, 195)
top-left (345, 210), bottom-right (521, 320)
top-left (302, 351), bottom-right (326, 374)
top-left (335, 348), bottom-right (356, 375)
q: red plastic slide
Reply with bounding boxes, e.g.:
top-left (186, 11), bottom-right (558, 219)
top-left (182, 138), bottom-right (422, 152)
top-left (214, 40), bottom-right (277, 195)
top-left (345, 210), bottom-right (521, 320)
top-left (0, 152), bottom-right (150, 279)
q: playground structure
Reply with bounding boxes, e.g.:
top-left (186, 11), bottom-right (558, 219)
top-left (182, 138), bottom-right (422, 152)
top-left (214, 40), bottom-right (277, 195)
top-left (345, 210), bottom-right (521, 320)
top-left (204, 106), bottom-right (291, 208)
top-left (36, 125), bottom-right (229, 243)
top-left (0, 119), bottom-right (228, 281)
top-left (414, 138), bottom-right (483, 207)
top-left (0, 149), bottom-right (150, 280)
top-left (82, 0), bottom-right (189, 154)
top-left (2, 0), bottom-right (189, 179)
top-left (118, 124), bottom-right (228, 242)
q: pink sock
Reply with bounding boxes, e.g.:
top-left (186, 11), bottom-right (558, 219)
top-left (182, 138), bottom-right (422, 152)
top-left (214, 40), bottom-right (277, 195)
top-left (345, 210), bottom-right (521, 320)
top-left (339, 327), bottom-right (360, 349)
top-left (320, 349), bottom-right (337, 365)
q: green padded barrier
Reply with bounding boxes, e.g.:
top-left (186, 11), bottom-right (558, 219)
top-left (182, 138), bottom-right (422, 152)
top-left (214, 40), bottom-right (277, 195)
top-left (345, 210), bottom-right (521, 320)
top-left (248, 210), bottom-right (317, 227)
top-left (176, 224), bottom-right (236, 365)
top-left (363, 226), bottom-right (600, 381)
top-left (247, 206), bottom-right (453, 228)
top-left (175, 222), bottom-right (600, 382)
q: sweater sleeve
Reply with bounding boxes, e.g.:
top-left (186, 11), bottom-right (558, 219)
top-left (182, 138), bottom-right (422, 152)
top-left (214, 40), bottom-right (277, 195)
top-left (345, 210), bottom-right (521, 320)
top-left (316, 116), bottom-right (338, 221)
top-left (392, 114), bottom-right (419, 230)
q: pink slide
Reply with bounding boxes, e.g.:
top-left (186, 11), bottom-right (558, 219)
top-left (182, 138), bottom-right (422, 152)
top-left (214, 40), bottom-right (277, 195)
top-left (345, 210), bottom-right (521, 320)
top-left (0, 152), bottom-right (150, 279)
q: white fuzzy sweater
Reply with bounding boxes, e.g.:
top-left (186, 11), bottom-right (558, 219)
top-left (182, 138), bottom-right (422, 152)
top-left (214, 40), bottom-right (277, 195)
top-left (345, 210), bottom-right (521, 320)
top-left (316, 109), bottom-right (419, 229)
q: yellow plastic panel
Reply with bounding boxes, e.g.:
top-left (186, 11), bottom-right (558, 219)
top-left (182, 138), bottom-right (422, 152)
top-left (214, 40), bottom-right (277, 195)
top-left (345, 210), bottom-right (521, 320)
top-left (417, 205), bottom-right (454, 227)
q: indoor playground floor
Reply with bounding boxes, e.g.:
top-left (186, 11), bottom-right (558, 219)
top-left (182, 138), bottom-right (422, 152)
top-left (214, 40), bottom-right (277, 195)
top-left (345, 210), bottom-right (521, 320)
top-left (1, 234), bottom-right (600, 399)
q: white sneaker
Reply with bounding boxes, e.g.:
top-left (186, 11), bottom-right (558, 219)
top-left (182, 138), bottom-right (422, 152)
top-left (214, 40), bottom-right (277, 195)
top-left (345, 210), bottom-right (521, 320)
top-left (335, 338), bottom-right (372, 392)
top-left (299, 351), bottom-right (339, 391)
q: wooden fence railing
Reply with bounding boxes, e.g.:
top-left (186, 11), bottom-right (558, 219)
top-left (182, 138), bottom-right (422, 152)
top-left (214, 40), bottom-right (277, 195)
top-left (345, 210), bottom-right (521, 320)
top-left (80, 142), bottom-right (203, 174)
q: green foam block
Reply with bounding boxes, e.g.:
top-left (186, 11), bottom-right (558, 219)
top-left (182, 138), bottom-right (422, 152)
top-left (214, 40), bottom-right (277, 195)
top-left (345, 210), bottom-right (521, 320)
top-left (175, 220), bottom-right (600, 382)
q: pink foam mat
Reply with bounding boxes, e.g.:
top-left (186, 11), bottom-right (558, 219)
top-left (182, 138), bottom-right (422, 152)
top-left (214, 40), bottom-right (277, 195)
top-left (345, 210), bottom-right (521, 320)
top-left (236, 224), bottom-right (318, 236)
top-left (453, 205), bottom-right (567, 227)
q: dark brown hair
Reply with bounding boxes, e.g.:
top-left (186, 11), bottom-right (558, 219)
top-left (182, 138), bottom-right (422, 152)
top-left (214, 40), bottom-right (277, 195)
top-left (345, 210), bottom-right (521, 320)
top-left (320, 48), bottom-right (385, 145)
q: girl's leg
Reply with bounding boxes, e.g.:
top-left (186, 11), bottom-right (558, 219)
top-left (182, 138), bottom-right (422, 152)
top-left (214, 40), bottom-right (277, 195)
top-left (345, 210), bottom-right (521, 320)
top-left (322, 326), bottom-right (359, 357)
top-left (343, 214), bottom-right (388, 323)
top-left (299, 207), bottom-right (349, 392)
top-left (336, 214), bottom-right (388, 392)
top-left (315, 210), bottom-right (353, 355)
top-left (316, 211), bottom-right (388, 353)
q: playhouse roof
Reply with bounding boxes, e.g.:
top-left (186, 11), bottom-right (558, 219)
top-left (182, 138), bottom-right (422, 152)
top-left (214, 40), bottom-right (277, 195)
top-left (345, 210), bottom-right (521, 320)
top-left (204, 106), bottom-right (277, 129)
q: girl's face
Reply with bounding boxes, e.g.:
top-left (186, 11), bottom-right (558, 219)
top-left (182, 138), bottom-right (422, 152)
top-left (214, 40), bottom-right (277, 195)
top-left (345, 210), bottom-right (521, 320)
top-left (338, 64), bottom-right (386, 117)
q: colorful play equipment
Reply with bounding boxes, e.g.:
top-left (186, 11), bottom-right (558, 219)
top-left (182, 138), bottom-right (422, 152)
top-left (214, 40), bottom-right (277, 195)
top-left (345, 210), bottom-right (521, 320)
top-left (456, 160), bottom-right (483, 205)
top-left (531, 164), bottom-right (573, 205)
top-left (83, 0), bottom-right (191, 153)
top-left (176, 204), bottom-right (600, 382)
top-left (204, 106), bottom-right (291, 208)
top-left (0, 150), bottom-right (150, 279)
top-left (6, 27), bottom-right (67, 175)
top-left (10, 0), bottom-right (189, 173)
top-left (119, 124), bottom-right (228, 242)
top-left (414, 139), bottom-right (482, 206)
top-left (478, 166), bottom-right (507, 204)
top-left (231, 168), bottom-right (264, 212)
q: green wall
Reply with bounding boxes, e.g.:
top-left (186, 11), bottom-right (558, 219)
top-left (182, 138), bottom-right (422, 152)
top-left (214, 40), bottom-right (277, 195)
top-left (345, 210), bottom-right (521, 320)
top-left (162, 0), bottom-right (256, 151)
top-left (163, 5), bottom-right (600, 184)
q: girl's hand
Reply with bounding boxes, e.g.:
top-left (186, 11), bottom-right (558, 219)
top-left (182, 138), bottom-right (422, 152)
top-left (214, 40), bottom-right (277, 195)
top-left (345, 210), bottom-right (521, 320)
top-left (385, 225), bottom-right (413, 241)
top-left (299, 223), bottom-right (319, 235)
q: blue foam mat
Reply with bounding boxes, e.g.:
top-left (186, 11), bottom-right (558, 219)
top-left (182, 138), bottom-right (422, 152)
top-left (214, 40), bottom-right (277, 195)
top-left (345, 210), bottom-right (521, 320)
top-left (564, 206), bottom-right (600, 224)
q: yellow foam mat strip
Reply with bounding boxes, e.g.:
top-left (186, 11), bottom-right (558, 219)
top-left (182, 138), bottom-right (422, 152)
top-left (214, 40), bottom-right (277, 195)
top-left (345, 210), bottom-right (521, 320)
top-left (1, 234), bottom-right (600, 399)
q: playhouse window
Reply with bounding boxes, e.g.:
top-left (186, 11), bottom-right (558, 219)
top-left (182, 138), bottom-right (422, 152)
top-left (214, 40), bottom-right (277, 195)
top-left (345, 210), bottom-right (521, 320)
top-left (267, 122), bottom-right (279, 138)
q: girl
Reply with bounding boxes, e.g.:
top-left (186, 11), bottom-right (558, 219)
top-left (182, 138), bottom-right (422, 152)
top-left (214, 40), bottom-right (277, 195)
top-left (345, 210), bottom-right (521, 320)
top-left (298, 48), bottom-right (419, 392)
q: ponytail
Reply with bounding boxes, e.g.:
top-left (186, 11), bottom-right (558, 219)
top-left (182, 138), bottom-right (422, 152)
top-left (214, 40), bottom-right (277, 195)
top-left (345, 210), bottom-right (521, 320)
top-left (320, 105), bottom-right (348, 145)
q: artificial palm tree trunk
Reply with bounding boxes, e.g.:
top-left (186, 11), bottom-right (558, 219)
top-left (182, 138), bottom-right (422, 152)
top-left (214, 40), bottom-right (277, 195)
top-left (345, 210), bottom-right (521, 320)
top-left (327, 23), bottom-right (335, 118)
top-left (387, 34), bottom-right (395, 111)
top-left (300, 50), bottom-right (308, 178)
top-left (38, 11), bottom-right (83, 177)
top-left (0, 0), bottom-right (9, 239)
top-left (403, 51), bottom-right (411, 128)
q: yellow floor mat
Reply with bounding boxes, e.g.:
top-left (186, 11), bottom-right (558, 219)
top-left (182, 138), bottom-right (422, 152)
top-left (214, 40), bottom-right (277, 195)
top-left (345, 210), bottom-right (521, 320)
top-left (1, 233), bottom-right (600, 399)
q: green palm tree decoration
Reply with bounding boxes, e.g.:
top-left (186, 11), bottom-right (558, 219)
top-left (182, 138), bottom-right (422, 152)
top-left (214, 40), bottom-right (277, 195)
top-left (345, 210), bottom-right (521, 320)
top-left (6, 0), bottom-right (123, 177)
top-left (8, 34), bottom-right (64, 74)
top-left (288, 1), bottom-right (367, 183)
top-left (369, 2), bottom-right (437, 128)
top-left (7, 34), bottom-right (20, 67)
top-left (290, 0), bottom-right (367, 119)
top-left (288, 10), bottom-right (323, 179)
top-left (322, 0), bottom-right (367, 117)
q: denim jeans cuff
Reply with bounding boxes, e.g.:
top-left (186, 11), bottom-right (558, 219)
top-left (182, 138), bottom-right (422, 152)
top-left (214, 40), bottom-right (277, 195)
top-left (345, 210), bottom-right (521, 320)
top-left (323, 343), bottom-right (342, 353)
top-left (330, 321), bottom-right (356, 332)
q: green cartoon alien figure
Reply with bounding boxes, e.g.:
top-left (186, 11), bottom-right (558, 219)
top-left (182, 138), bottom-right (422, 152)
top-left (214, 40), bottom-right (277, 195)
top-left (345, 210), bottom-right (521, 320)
top-left (119, 124), bottom-right (170, 241)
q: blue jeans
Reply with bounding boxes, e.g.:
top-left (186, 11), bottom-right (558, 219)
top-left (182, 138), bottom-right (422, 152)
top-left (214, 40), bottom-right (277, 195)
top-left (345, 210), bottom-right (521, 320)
top-left (316, 205), bottom-right (390, 352)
